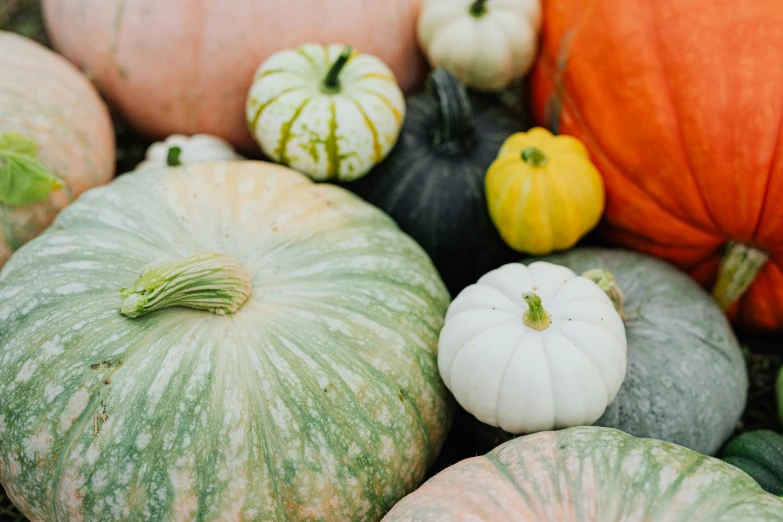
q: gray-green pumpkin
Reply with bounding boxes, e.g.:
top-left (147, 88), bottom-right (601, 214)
top-left (473, 248), bottom-right (748, 456)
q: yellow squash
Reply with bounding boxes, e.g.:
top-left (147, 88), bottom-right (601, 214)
top-left (486, 127), bottom-right (604, 254)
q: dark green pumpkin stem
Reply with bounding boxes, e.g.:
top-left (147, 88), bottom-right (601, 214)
top-left (712, 241), bottom-right (768, 311)
top-left (521, 147), bottom-right (548, 167)
top-left (166, 146), bottom-right (182, 167)
top-left (582, 269), bottom-right (625, 319)
top-left (120, 252), bottom-right (252, 318)
top-left (428, 68), bottom-right (475, 155)
top-left (322, 45), bottom-right (354, 94)
top-left (522, 292), bottom-right (551, 331)
top-left (470, 0), bottom-right (488, 17)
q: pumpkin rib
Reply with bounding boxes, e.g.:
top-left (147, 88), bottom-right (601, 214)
top-left (751, 109), bottom-right (783, 243)
top-left (47, 318), bottom-right (177, 517)
top-left (229, 327), bottom-right (290, 518)
top-left (353, 100), bottom-right (383, 162)
top-left (274, 97), bottom-right (312, 167)
top-left (483, 452), bottom-right (540, 511)
top-left (248, 87), bottom-right (304, 131)
top-left (548, 84), bottom-right (721, 241)
top-left (646, 2), bottom-right (721, 235)
top-left (538, 0), bottom-right (600, 132)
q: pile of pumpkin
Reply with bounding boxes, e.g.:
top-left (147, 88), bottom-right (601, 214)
top-left (2, 0), bottom-right (783, 520)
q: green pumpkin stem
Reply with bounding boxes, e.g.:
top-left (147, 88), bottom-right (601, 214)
top-left (582, 269), bottom-right (625, 319)
top-left (322, 45), bottom-right (354, 94)
top-left (120, 252), bottom-right (252, 318)
top-left (428, 68), bottom-right (476, 155)
top-left (470, 0), bottom-right (489, 17)
top-left (166, 146), bottom-right (182, 167)
top-left (711, 241), bottom-right (768, 311)
top-left (521, 147), bottom-right (548, 167)
top-left (522, 292), bottom-right (551, 331)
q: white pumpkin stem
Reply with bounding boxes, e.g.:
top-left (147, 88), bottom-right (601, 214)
top-left (582, 269), bottom-right (625, 319)
top-left (120, 252), bottom-right (252, 318)
top-left (469, 0), bottom-right (488, 17)
top-left (711, 241), bottom-right (768, 311)
top-left (522, 292), bottom-right (551, 331)
top-left (166, 146), bottom-right (182, 167)
top-left (322, 45), bottom-right (354, 94)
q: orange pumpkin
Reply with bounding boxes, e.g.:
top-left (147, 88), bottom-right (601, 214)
top-left (532, 0), bottom-right (783, 331)
top-left (42, 0), bottom-right (426, 151)
top-left (0, 31), bottom-right (115, 267)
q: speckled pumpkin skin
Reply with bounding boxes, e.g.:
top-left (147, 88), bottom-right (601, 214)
top-left (0, 31), bottom-right (115, 268)
top-left (382, 427), bottom-right (783, 521)
top-left (474, 249), bottom-right (747, 456)
top-left (42, 0), bottom-right (425, 150)
top-left (0, 161), bottom-right (452, 521)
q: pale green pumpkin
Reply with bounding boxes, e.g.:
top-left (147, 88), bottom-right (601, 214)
top-left (246, 43), bottom-right (405, 182)
top-left (0, 161), bottom-right (452, 521)
top-left (383, 427), bottom-right (783, 521)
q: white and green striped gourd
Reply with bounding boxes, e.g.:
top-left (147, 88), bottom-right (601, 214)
top-left (246, 44), bottom-right (405, 182)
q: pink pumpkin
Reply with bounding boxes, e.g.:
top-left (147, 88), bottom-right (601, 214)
top-left (382, 427), bottom-right (783, 521)
top-left (0, 31), bottom-right (115, 267)
top-left (42, 0), bottom-right (426, 151)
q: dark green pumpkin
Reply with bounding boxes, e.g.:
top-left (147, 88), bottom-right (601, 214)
top-left (722, 431), bottom-right (783, 496)
top-left (346, 69), bottom-right (522, 295)
top-left (472, 248), bottom-right (748, 456)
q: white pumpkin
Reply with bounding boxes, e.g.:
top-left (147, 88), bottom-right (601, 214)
top-left (418, 0), bottom-right (543, 92)
top-left (246, 43), bottom-right (405, 182)
top-left (438, 262), bottom-right (627, 434)
top-left (135, 134), bottom-right (243, 170)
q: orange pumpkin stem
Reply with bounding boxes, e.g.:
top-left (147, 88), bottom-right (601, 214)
top-left (712, 242), bottom-right (769, 312)
top-left (522, 292), bottom-right (551, 331)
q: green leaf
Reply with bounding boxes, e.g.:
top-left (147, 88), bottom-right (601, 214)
top-left (0, 131), bottom-right (64, 206)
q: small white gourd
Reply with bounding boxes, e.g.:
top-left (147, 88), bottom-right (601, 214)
top-left (418, 0), bottom-right (543, 92)
top-left (438, 262), bottom-right (627, 434)
top-left (135, 134), bottom-right (243, 170)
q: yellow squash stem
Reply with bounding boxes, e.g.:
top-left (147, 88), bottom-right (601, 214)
top-left (522, 292), bottom-right (551, 331)
top-left (583, 268), bottom-right (625, 319)
top-left (120, 252), bottom-right (252, 318)
top-left (711, 242), bottom-right (769, 311)
top-left (520, 146), bottom-right (548, 167)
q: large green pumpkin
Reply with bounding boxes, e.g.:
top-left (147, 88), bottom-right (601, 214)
top-left (346, 69), bottom-right (521, 295)
top-left (0, 161), bottom-right (452, 521)
top-left (382, 426), bottom-right (783, 521)
top-left (474, 248), bottom-right (747, 456)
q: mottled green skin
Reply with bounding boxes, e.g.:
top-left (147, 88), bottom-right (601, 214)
top-left (722, 431), bottom-right (783, 496)
top-left (475, 248), bottom-right (747, 456)
top-left (0, 162), bottom-right (453, 521)
top-left (383, 427), bottom-right (783, 521)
